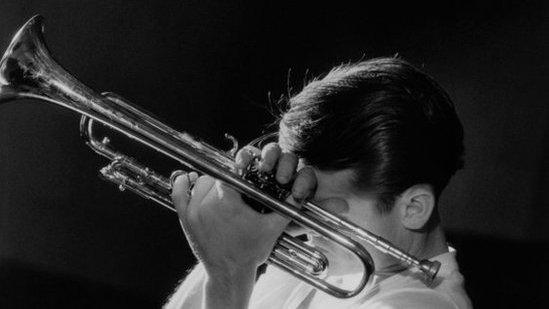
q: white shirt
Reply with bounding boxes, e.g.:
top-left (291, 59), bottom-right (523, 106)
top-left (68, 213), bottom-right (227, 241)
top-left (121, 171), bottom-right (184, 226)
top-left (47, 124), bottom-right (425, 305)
top-left (165, 249), bottom-right (472, 309)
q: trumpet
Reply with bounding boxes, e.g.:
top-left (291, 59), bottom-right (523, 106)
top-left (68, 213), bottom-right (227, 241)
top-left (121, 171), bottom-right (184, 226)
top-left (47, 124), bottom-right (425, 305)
top-left (0, 16), bottom-right (440, 298)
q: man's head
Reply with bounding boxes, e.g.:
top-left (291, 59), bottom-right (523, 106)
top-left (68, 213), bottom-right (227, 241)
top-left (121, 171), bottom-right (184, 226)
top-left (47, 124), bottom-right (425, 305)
top-left (278, 57), bottom-right (464, 235)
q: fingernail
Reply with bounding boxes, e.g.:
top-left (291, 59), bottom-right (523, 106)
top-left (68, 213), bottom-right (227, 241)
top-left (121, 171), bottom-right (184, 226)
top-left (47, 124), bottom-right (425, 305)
top-left (170, 170), bottom-right (186, 186)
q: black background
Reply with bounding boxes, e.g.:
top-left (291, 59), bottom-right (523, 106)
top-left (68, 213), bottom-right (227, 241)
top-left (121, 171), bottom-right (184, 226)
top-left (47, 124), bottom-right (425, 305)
top-left (0, 0), bottom-right (547, 308)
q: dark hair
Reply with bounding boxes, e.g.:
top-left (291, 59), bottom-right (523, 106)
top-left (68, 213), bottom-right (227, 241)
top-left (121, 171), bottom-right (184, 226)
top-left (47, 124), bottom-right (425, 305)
top-left (278, 57), bottom-right (464, 212)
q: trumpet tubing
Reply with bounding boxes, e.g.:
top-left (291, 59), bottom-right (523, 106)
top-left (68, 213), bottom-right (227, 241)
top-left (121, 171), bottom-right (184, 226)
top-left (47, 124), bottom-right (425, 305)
top-left (0, 15), bottom-right (440, 298)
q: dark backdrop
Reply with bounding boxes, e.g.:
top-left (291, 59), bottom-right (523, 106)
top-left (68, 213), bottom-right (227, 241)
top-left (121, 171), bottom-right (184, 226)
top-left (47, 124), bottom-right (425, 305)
top-left (0, 1), bottom-right (547, 308)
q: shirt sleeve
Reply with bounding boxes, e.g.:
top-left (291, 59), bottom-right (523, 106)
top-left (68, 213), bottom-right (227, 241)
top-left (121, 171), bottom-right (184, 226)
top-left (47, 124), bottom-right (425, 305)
top-left (362, 289), bottom-right (459, 309)
top-left (163, 263), bottom-right (206, 309)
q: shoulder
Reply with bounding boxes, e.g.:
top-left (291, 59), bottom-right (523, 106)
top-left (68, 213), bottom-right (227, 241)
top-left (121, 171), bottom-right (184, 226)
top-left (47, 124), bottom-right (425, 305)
top-left (249, 266), bottom-right (303, 308)
top-left (357, 260), bottom-right (472, 309)
top-left (362, 249), bottom-right (472, 309)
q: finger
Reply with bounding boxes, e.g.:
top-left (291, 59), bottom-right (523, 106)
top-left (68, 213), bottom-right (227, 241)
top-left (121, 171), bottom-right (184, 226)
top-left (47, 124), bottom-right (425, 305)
top-left (188, 171), bottom-right (199, 183)
top-left (170, 170), bottom-right (186, 187)
top-left (275, 151), bottom-right (298, 184)
top-left (216, 181), bottom-right (241, 200)
top-left (170, 170), bottom-right (198, 191)
top-left (184, 176), bottom-right (216, 223)
top-left (191, 175), bottom-right (216, 203)
top-left (215, 181), bottom-right (244, 212)
top-left (171, 174), bottom-right (192, 217)
top-left (292, 167), bottom-right (317, 202)
top-left (258, 142), bottom-right (281, 172)
top-left (235, 146), bottom-right (261, 169)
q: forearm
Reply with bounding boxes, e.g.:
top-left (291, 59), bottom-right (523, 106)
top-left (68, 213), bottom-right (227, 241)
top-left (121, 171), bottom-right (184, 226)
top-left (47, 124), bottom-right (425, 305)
top-left (164, 264), bottom-right (206, 309)
top-left (203, 266), bottom-right (256, 309)
top-left (164, 263), bottom-right (257, 309)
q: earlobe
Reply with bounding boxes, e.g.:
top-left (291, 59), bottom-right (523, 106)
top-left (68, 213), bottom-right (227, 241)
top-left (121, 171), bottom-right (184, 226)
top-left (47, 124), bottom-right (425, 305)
top-left (398, 184), bottom-right (435, 230)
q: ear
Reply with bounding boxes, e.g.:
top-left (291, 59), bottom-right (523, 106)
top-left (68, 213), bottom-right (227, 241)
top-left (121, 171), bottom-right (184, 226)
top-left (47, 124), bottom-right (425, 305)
top-left (395, 184), bottom-right (435, 230)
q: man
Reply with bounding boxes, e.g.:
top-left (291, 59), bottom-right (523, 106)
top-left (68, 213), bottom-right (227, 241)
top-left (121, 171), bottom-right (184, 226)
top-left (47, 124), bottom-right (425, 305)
top-left (166, 57), bottom-right (472, 308)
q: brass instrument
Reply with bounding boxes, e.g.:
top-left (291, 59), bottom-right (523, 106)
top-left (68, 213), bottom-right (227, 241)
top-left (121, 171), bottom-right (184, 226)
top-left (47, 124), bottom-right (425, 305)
top-left (0, 16), bottom-right (440, 298)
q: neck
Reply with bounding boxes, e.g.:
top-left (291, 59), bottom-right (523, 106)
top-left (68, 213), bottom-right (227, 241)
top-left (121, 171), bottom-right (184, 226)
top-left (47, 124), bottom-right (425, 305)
top-left (413, 224), bottom-right (448, 260)
top-left (375, 223), bottom-right (448, 274)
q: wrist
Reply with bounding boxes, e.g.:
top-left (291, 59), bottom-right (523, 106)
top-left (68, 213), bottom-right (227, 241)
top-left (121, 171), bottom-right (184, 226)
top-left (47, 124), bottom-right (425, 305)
top-left (205, 264), bottom-right (256, 286)
top-left (203, 266), bottom-right (256, 309)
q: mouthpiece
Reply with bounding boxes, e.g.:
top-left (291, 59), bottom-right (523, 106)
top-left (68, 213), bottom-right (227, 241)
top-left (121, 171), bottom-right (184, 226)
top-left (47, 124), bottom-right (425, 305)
top-left (421, 259), bottom-right (441, 282)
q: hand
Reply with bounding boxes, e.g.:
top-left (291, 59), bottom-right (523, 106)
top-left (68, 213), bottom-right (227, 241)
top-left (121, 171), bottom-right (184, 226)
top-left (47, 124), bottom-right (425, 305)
top-left (171, 142), bottom-right (317, 274)
top-left (235, 143), bottom-right (318, 203)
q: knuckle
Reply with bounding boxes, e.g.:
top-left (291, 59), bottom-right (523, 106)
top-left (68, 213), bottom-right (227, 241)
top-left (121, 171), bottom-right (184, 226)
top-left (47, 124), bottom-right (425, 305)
top-left (217, 180), bottom-right (230, 193)
top-left (196, 175), bottom-right (210, 185)
top-left (193, 175), bottom-right (211, 192)
top-left (217, 181), bottom-right (240, 200)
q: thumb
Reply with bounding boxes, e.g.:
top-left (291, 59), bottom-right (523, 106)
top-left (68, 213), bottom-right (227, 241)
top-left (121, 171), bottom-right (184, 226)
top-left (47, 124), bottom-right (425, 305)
top-left (262, 211), bottom-right (291, 234)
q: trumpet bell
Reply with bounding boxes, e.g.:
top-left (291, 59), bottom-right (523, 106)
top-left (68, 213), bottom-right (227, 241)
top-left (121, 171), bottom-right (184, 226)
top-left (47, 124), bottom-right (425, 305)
top-left (1, 15), bottom-right (47, 99)
top-left (0, 15), bottom-right (103, 123)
